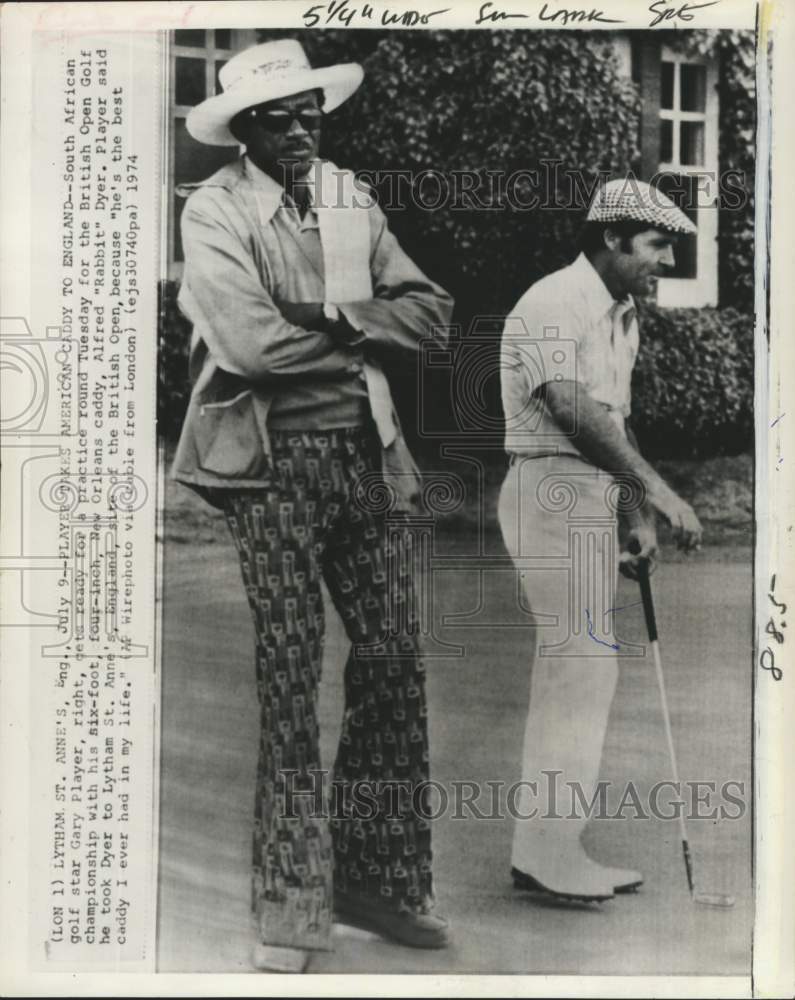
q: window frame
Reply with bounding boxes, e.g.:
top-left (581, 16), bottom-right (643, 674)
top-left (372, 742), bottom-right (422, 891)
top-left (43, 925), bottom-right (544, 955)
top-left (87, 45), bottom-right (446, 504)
top-left (656, 45), bottom-right (719, 308)
top-left (166, 29), bottom-right (256, 281)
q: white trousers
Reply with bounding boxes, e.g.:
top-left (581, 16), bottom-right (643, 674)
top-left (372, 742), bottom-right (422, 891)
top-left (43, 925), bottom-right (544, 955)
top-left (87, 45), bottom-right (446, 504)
top-left (498, 456), bottom-right (620, 871)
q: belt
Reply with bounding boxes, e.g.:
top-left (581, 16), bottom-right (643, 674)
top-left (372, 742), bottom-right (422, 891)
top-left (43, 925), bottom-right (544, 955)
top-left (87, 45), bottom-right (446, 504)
top-left (508, 451), bottom-right (588, 467)
top-left (508, 451), bottom-right (593, 469)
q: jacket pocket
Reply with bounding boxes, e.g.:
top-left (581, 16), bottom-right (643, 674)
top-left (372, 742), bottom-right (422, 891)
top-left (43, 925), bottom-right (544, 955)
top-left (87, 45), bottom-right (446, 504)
top-left (381, 434), bottom-right (423, 513)
top-left (194, 390), bottom-right (267, 478)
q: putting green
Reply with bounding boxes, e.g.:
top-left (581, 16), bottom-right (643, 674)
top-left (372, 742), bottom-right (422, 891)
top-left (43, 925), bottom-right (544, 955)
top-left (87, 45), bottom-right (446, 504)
top-left (157, 535), bottom-right (752, 975)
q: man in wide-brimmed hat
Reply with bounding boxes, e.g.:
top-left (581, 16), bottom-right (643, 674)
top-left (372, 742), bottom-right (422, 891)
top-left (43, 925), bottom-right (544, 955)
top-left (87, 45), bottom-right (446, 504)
top-left (171, 38), bottom-right (453, 971)
top-left (498, 178), bottom-right (703, 904)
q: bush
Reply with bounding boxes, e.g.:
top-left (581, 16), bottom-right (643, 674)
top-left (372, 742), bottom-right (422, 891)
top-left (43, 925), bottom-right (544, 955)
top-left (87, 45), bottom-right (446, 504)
top-left (715, 31), bottom-right (756, 313)
top-left (158, 279), bottom-right (192, 434)
top-left (159, 282), bottom-right (754, 461)
top-left (259, 28), bottom-right (641, 319)
top-left (160, 30), bottom-right (755, 460)
top-left (631, 302), bottom-right (754, 458)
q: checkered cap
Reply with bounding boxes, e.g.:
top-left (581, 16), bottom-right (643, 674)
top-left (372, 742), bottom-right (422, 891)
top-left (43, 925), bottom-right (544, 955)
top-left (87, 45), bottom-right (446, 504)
top-left (587, 178), bottom-right (697, 235)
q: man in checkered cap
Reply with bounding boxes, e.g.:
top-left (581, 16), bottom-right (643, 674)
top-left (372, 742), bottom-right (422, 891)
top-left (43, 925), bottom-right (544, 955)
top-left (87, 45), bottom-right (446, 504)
top-left (498, 176), bottom-right (703, 903)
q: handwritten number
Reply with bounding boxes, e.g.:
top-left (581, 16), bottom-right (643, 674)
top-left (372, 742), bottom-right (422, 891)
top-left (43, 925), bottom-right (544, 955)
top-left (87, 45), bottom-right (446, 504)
top-left (302, 3), bottom-right (323, 26)
top-left (760, 647), bottom-right (783, 681)
top-left (769, 594), bottom-right (787, 614)
top-left (765, 618), bottom-right (785, 645)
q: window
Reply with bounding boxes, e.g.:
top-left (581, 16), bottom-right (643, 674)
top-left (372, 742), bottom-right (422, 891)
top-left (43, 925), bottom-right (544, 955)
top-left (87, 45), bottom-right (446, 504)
top-left (656, 47), bottom-right (719, 307)
top-left (660, 58), bottom-right (707, 169)
top-left (166, 30), bottom-right (256, 279)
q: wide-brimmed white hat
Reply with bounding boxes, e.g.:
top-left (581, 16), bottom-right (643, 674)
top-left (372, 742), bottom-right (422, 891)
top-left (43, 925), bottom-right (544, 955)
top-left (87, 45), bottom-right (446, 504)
top-left (186, 39), bottom-right (364, 146)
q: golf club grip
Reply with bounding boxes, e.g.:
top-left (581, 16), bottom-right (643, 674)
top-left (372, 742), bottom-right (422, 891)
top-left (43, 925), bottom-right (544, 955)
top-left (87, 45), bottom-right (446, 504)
top-left (682, 838), bottom-right (695, 894)
top-left (636, 562), bottom-right (658, 643)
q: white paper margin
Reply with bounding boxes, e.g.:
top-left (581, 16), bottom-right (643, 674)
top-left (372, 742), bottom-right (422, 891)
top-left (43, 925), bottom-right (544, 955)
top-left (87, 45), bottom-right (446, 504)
top-left (1, 1), bottom-right (790, 996)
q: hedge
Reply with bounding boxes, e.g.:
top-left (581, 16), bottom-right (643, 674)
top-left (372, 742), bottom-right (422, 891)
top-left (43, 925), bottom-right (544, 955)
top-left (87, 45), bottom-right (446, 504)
top-left (159, 29), bottom-right (755, 460)
top-left (158, 279), bottom-right (192, 436)
top-left (630, 302), bottom-right (753, 458)
top-left (158, 279), bottom-right (753, 461)
top-left (253, 28), bottom-right (641, 320)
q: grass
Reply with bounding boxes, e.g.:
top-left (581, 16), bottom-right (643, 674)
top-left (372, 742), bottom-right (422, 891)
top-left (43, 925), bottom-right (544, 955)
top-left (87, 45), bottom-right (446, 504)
top-left (160, 523), bottom-right (753, 974)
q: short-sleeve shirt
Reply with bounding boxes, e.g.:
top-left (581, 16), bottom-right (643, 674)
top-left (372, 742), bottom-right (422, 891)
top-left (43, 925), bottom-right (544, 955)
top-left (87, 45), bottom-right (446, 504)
top-left (501, 252), bottom-right (639, 461)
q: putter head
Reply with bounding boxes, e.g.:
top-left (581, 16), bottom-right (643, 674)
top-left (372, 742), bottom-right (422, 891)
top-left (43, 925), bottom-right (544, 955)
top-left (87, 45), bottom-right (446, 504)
top-left (693, 891), bottom-right (735, 908)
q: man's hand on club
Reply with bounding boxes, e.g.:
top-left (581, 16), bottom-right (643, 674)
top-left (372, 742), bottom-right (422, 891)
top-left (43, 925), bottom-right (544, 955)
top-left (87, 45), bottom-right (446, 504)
top-left (657, 491), bottom-right (703, 551)
top-left (620, 522), bottom-right (659, 580)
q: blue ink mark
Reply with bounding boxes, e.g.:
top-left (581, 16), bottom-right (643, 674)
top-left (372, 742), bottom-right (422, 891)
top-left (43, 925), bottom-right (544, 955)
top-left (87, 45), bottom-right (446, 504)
top-left (604, 600), bottom-right (643, 619)
top-left (771, 413), bottom-right (786, 427)
top-left (585, 609), bottom-right (620, 650)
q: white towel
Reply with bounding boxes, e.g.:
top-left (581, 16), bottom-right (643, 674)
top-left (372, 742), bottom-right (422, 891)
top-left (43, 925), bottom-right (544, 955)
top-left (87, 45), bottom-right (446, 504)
top-left (314, 161), bottom-right (397, 448)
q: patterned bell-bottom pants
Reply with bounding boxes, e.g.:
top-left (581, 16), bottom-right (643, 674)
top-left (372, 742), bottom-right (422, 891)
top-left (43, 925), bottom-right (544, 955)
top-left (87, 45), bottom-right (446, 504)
top-left (219, 428), bottom-right (433, 951)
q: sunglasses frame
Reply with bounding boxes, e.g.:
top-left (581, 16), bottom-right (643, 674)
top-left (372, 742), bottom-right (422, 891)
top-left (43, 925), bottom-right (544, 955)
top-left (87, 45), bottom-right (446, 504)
top-left (248, 107), bottom-right (324, 134)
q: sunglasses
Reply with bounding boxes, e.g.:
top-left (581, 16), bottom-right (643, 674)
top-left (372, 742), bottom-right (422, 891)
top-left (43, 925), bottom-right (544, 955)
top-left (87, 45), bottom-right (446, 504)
top-left (248, 107), bottom-right (324, 134)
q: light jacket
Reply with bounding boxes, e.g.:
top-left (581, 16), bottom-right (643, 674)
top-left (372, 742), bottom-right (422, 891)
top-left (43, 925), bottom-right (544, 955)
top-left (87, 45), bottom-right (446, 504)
top-left (170, 157), bottom-right (453, 510)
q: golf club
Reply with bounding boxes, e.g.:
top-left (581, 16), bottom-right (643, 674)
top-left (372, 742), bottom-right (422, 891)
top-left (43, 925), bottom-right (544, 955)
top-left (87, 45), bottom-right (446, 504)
top-left (634, 557), bottom-right (735, 909)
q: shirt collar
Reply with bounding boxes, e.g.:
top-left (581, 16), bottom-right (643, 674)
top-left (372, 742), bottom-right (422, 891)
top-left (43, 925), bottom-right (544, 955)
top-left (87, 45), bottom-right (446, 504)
top-left (573, 252), bottom-right (634, 321)
top-left (244, 155), bottom-right (319, 226)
